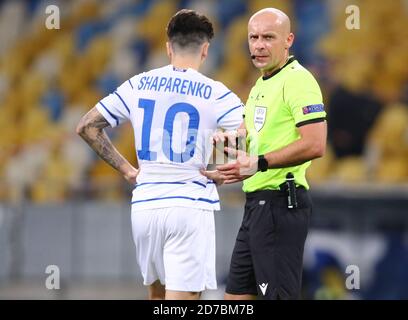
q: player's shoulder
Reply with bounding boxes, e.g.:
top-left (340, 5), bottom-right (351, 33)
top-left (190, 69), bottom-right (219, 86)
top-left (209, 80), bottom-right (239, 102)
top-left (190, 69), bottom-right (236, 101)
top-left (212, 80), bottom-right (233, 97)
top-left (125, 65), bottom-right (172, 90)
top-left (138, 65), bottom-right (172, 78)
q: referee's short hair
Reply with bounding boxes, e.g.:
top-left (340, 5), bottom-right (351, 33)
top-left (166, 9), bottom-right (214, 52)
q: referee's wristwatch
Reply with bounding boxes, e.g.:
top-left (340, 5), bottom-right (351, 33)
top-left (257, 154), bottom-right (268, 172)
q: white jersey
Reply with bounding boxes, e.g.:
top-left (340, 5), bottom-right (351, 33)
top-left (96, 64), bottom-right (244, 211)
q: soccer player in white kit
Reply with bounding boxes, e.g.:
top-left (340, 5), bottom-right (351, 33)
top-left (77, 9), bottom-right (244, 300)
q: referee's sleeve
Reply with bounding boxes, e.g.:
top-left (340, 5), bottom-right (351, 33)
top-left (284, 70), bottom-right (326, 126)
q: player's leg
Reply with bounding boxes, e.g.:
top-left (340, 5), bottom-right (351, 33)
top-left (131, 209), bottom-right (166, 299)
top-left (224, 200), bottom-right (258, 300)
top-left (165, 290), bottom-right (201, 300)
top-left (163, 207), bottom-right (217, 300)
top-left (148, 280), bottom-right (166, 300)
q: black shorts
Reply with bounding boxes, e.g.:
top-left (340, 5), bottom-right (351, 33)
top-left (225, 188), bottom-right (312, 300)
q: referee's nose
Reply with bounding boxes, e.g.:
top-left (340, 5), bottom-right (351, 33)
top-left (253, 39), bottom-right (266, 53)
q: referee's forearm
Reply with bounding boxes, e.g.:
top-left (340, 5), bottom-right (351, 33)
top-left (263, 121), bottom-right (326, 169)
top-left (264, 139), bottom-right (325, 169)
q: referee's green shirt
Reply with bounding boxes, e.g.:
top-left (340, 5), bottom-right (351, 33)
top-left (243, 57), bottom-right (326, 193)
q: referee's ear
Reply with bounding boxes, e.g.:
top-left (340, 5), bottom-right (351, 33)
top-left (285, 33), bottom-right (295, 50)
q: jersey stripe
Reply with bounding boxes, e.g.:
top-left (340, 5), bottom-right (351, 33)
top-left (131, 196), bottom-right (219, 204)
top-left (216, 90), bottom-right (232, 100)
top-left (99, 101), bottom-right (119, 126)
top-left (114, 91), bottom-right (130, 114)
top-left (217, 104), bottom-right (242, 123)
top-left (134, 181), bottom-right (210, 189)
top-left (134, 181), bottom-right (186, 189)
top-left (192, 181), bottom-right (206, 188)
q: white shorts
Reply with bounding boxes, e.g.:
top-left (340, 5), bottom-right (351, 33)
top-left (131, 207), bottom-right (217, 292)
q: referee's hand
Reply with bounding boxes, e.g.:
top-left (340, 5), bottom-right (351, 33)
top-left (216, 147), bottom-right (258, 184)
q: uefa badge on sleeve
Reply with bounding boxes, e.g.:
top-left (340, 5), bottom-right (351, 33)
top-left (254, 106), bottom-right (267, 132)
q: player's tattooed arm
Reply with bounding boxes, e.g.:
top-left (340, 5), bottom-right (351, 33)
top-left (76, 107), bottom-right (139, 185)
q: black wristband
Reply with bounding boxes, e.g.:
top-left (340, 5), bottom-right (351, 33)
top-left (257, 154), bottom-right (268, 172)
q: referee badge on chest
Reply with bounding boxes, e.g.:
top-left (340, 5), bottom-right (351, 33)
top-left (254, 106), bottom-right (267, 132)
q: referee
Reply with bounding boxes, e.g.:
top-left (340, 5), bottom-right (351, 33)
top-left (203, 8), bottom-right (327, 300)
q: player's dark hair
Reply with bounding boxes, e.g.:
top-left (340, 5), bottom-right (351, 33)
top-left (166, 9), bottom-right (214, 52)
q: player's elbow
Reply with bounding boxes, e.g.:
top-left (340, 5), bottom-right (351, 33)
top-left (76, 122), bottom-right (84, 136)
top-left (76, 118), bottom-right (88, 137)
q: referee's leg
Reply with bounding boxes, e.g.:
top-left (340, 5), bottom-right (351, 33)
top-left (225, 293), bottom-right (256, 300)
top-left (252, 189), bottom-right (311, 299)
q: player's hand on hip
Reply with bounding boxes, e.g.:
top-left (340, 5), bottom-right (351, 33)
top-left (216, 147), bottom-right (258, 183)
top-left (199, 169), bottom-right (225, 186)
top-left (123, 167), bottom-right (139, 185)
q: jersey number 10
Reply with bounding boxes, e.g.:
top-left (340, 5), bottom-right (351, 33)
top-left (137, 98), bottom-right (200, 163)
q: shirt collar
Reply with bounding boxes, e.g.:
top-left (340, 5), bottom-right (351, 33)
top-left (262, 55), bottom-right (296, 81)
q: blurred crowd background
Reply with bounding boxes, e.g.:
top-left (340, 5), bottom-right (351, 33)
top-left (0, 0), bottom-right (407, 300)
